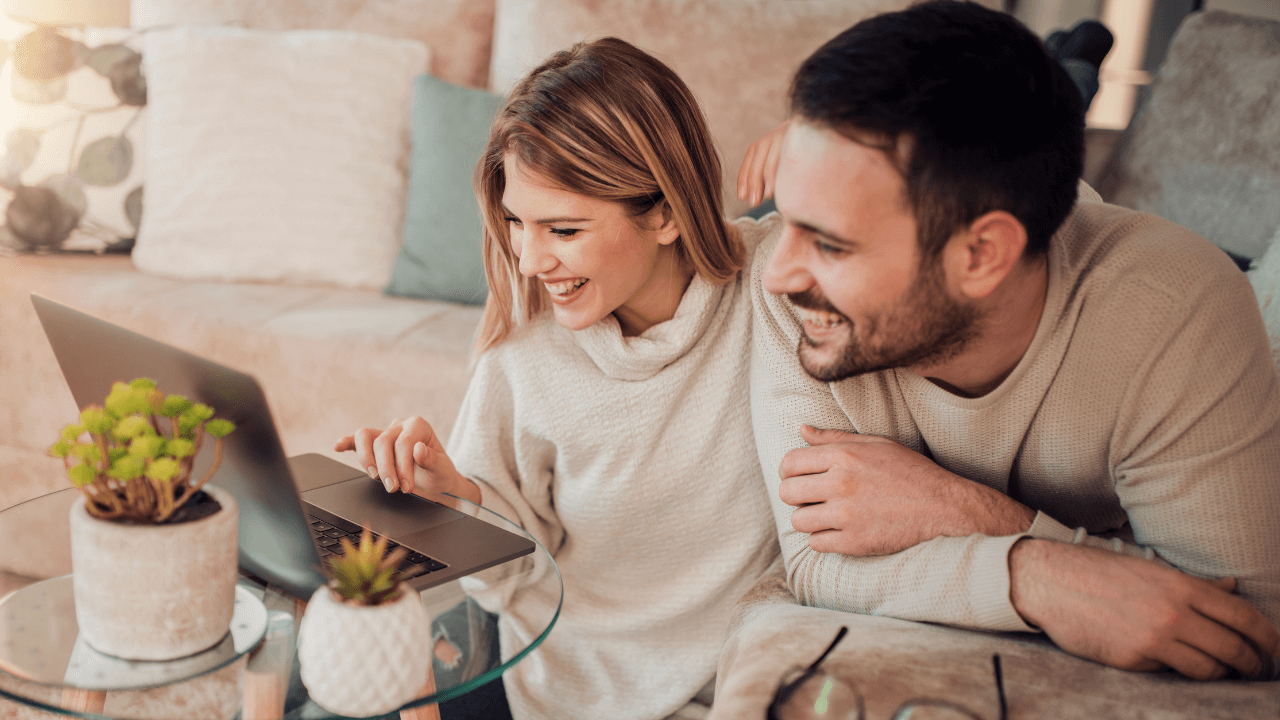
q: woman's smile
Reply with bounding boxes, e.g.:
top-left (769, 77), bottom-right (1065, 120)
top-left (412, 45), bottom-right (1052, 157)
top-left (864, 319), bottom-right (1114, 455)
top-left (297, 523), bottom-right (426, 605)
top-left (544, 277), bottom-right (589, 300)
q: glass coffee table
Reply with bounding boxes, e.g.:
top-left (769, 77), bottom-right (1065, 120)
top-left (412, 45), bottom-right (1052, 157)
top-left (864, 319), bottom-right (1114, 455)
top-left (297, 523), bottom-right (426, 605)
top-left (0, 486), bottom-right (561, 720)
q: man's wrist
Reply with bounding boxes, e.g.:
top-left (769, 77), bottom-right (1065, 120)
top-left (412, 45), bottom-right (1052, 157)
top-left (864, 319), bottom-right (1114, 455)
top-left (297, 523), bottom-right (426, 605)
top-left (946, 474), bottom-right (1037, 537)
top-left (1008, 537), bottom-right (1048, 628)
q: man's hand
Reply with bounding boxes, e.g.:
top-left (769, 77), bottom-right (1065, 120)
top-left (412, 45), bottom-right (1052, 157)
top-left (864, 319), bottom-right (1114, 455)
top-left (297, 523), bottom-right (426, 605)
top-left (1010, 538), bottom-right (1280, 680)
top-left (778, 426), bottom-right (1035, 555)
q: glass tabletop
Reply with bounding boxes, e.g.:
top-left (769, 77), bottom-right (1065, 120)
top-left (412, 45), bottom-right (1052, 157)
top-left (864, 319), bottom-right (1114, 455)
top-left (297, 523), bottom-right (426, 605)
top-left (0, 486), bottom-right (562, 720)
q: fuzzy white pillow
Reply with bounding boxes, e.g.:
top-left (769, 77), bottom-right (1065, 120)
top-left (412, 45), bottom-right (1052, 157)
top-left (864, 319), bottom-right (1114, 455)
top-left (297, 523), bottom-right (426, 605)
top-left (133, 26), bottom-right (428, 289)
top-left (1247, 222), bottom-right (1280, 369)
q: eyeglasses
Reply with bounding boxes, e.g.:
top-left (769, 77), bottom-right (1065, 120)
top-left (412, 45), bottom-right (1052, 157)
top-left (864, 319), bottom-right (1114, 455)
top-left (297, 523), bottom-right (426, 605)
top-left (767, 627), bottom-right (1009, 720)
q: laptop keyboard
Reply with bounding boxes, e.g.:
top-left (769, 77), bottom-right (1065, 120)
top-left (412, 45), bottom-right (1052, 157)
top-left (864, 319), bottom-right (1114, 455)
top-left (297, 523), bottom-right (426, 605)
top-left (307, 514), bottom-right (448, 581)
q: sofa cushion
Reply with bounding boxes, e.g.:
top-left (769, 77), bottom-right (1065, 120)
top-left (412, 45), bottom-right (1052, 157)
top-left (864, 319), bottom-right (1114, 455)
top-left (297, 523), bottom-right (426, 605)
top-left (130, 0), bottom-right (496, 89)
top-left (132, 26), bottom-right (426, 290)
top-left (1096, 10), bottom-right (1280, 260)
top-left (385, 75), bottom-right (503, 305)
top-left (488, 0), bottom-right (998, 218)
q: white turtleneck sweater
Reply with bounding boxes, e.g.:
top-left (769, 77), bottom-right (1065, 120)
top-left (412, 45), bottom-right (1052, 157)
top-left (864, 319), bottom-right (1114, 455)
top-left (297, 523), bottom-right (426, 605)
top-left (450, 215), bottom-right (783, 720)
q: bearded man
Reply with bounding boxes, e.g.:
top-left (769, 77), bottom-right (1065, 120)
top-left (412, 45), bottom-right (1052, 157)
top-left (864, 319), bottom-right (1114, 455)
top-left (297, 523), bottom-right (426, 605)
top-left (748, 0), bottom-right (1280, 680)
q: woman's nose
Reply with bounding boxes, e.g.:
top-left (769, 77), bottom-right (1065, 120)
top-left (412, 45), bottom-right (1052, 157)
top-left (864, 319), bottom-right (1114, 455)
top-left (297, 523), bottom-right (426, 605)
top-left (517, 230), bottom-right (555, 278)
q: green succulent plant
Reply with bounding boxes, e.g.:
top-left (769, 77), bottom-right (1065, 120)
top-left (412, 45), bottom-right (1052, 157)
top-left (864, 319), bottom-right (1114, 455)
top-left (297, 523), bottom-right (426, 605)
top-left (328, 528), bottom-right (410, 606)
top-left (48, 378), bottom-right (236, 523)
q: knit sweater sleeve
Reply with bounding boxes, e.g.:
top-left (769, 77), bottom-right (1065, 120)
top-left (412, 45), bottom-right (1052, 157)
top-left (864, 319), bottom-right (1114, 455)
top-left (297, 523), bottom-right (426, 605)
top-left (446, 345), bottom-right (563, 598)
top-left (749, 236), bottom-right (1034, 632)
top-left (1103, 257), bottom-right (1280, 626)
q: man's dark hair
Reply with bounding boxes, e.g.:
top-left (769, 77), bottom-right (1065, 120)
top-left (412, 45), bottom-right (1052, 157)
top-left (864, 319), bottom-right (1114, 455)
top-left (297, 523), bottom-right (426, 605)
top-left (791, 0), bottom-right (1084, 260)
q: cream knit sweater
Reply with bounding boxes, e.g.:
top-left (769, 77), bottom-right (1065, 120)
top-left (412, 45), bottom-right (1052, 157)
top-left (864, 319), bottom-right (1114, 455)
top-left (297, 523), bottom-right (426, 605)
top-left (450, 216), bottom-right (782, 720)
top-left (750, 187), bottom-right (1280, 633)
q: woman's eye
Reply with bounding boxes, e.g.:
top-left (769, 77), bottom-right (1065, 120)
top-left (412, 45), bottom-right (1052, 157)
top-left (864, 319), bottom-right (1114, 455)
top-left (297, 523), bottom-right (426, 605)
top-left (505, 216), bottom-right (522, 227)
top-left (550, 227), bottom-right (580, 238)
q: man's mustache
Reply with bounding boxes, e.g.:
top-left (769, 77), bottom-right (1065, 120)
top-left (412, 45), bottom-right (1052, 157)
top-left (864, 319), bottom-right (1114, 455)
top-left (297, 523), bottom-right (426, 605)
top-left (788, 288), bottom-right (846, 318)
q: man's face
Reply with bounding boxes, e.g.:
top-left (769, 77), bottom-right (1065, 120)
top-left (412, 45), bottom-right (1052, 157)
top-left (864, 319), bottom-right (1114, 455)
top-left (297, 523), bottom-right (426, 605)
top-left (764, 121), bottom-right (982, 382)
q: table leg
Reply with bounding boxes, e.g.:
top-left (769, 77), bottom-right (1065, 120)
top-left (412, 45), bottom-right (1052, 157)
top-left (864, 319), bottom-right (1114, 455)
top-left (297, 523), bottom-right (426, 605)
top-left (398, 664), bottom-right (441, 720)
top-left (242, 603), bottom-right (302, 720)
top-left (60, 688), bottom-right (105, 714)
top-left (242, 647), bottom-right (286, 720)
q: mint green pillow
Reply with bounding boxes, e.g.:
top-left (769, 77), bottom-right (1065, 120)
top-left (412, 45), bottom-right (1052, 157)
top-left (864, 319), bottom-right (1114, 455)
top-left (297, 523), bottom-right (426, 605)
top-left (385, 75), bottom-right (503, 304)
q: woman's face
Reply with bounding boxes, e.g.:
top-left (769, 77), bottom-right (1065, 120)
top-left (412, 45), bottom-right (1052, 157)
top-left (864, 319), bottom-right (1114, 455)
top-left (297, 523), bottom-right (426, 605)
top-left (502, 156), bottom-right (686, 335)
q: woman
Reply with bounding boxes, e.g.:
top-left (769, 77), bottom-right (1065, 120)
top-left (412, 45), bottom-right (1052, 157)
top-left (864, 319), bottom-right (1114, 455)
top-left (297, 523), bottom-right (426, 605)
top-left (337, 37), bottom-right (780, 720)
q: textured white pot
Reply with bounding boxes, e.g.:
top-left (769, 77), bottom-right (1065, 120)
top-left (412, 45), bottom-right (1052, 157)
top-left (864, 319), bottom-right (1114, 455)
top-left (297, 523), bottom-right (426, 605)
top-left (69, 484), bottom-right (239, 661)
top-left (297, 583), bottom-right (433, 718)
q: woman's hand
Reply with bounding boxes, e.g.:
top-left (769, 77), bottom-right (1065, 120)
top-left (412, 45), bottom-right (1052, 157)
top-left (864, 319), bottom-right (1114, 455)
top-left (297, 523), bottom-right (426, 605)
top-left (334, 417), bottom-right (481, 504)
top-left (737, 119), bottom-right (790, 207)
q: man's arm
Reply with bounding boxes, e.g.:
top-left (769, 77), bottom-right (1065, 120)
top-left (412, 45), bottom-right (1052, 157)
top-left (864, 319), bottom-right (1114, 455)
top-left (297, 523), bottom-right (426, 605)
top-left (1102, 265), bottom-right (1280, 627)
top-left (749, 241), bottom-right (1040, 631)
top-left (1010, 539), bottom-right (1280, 680)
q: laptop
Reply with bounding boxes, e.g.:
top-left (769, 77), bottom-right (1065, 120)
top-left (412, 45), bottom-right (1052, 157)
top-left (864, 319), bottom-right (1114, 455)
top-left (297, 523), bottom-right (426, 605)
top-left (31, 294), bottom-right (535, 600)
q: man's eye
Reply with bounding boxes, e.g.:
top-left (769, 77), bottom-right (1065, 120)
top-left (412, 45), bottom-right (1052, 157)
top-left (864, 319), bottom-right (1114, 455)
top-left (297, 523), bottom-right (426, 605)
top-left (550, 227), bottom-right (580, 238)
top-left (814, 239), bottom-right (846, 256)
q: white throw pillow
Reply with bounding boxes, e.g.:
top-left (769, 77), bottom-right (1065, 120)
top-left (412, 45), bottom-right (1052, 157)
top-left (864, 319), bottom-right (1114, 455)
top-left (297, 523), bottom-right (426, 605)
top-left (1247, 222), bottom-right (1280, 369)
top-left (133, 26), bottom-right (428, 289)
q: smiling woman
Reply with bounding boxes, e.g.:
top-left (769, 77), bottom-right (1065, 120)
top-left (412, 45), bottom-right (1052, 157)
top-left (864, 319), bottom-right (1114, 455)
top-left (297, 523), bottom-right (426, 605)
top-left (336, 36), bottom-right (783, 720)
top-left (474, 36), bottom-right (744, 351)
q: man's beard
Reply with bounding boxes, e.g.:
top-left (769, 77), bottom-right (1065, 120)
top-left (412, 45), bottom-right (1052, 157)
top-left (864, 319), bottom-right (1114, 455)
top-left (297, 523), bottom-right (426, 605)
top-left (789, 261), bottom-right (984, 383)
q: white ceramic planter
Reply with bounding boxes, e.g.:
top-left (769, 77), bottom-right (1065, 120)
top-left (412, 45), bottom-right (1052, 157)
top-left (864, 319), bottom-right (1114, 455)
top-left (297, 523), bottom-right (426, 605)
top-left (69, 484), bottom-right (239, 661)
top-left (297, 583), bottom-right (433, 718)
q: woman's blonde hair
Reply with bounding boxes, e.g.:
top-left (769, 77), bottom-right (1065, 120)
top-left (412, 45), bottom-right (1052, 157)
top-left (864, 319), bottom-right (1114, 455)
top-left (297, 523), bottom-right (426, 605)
top-left (473, 37), bottom-right (743, 353)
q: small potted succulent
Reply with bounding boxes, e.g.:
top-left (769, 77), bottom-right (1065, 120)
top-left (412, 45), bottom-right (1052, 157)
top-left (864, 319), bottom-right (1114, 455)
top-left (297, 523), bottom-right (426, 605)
top-left (297, 528), bottom-right (433, 717)
top-left (48, 377), bottom-right (240, 661)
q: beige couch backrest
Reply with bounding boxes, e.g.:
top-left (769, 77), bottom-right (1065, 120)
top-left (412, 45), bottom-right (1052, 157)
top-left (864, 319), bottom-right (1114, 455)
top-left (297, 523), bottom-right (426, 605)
top-left (133, 0), bottom-right (1004, 217)
top-left (131, 0), bottom-right (497, 88)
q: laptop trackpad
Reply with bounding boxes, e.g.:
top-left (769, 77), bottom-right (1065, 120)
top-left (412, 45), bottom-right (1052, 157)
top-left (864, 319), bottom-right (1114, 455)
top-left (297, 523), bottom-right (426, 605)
top-left (301, 478), bottom-right (466, 537)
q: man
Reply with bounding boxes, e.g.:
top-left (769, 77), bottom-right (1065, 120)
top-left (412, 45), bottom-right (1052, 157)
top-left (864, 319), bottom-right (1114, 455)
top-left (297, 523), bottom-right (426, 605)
top-left (747, 1), bottom-right (1280, 680)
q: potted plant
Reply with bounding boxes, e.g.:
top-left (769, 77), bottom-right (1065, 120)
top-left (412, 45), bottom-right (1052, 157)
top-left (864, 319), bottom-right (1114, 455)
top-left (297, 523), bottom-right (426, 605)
top-left (297, 528), bottom-right (433, 717)
top-left (48, 377), bottom-right (239, 661)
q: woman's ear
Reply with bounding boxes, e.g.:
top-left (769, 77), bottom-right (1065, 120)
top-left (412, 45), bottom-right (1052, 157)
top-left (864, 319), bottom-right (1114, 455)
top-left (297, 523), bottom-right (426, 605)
top-left (651, 200), bottom-right (681, 246)
top-left (942, 210), bottom-right (1028, 300)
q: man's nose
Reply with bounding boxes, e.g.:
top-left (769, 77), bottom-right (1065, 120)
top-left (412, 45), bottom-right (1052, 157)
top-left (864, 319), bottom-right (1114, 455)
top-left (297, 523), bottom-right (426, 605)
top-left (762, 226), bottom-right (815, 296)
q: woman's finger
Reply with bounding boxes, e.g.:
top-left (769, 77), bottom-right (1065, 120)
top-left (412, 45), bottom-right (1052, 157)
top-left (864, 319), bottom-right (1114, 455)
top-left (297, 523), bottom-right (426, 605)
top-left (738, 141), bottom-right (760, 201)
top-left (350, 428), bottom-right (380, 479)
top-left (761, 127), bottom-right (785, 202)
top-left (394, 430), bottom-right (423, 494)
top-left (372, 420), bottom-right (404, 492)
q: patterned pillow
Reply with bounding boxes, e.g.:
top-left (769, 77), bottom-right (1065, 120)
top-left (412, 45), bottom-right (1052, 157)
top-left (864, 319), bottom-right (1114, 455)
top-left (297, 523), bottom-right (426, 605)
top-left (0, 25), bottom-right (145, 253)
